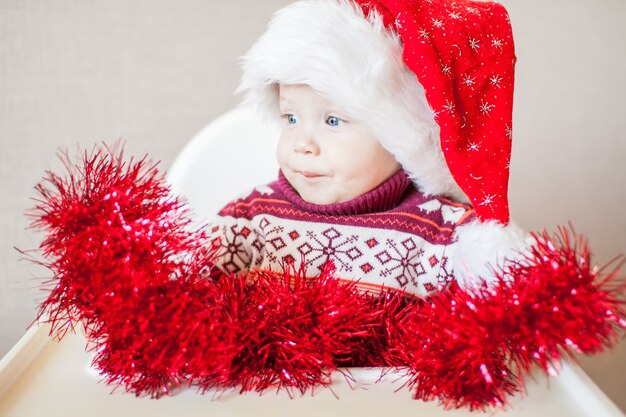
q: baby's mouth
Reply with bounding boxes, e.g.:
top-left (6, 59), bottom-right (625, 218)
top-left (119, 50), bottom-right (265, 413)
top-left (299, 171), bottom-right (323, 179)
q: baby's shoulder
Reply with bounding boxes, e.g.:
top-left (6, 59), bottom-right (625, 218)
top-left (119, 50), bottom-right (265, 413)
top-left (216, 179), bottom-right (283, 218)
top-left (399, 188), bottom-right (475, 228)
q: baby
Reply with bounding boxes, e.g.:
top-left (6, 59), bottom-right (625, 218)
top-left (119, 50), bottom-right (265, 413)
top-left (210, 0), bottom-right (525, 297)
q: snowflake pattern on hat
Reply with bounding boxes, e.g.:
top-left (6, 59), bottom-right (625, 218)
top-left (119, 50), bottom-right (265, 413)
top-left (358, 0), bottom-right (516, 224)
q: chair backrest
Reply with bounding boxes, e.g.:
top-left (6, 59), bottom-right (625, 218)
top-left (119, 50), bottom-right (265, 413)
top-left (167, 107), bottom-right (280, 225)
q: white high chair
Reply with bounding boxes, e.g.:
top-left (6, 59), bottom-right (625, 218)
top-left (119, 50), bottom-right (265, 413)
top-left (1, 109), bottom-right (624, 417)
top-left (167, 106), bottom-right (280, 225)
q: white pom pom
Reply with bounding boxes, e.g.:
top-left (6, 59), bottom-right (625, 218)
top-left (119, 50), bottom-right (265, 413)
top-left (453, 220), bottom-right (529, 288)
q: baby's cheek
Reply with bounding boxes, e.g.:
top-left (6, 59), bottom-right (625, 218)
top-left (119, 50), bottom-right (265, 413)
top-left (275, 142), bottom-right (289, 167)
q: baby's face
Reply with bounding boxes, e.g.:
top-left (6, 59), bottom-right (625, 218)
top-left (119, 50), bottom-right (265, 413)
top-left (277, 84), bottom-right (400, 205)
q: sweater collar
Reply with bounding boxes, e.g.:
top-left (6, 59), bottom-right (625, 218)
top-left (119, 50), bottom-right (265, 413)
top-left (277, 169), bottom-right (412, 216)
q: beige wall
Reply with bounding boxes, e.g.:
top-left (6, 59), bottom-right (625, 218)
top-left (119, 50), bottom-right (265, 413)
top-left (1, 0), bottom-right (625, 411)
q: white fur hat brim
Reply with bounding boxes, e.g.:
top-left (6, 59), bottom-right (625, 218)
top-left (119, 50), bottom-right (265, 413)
top-left (237, 0), bottom-right (466, 201)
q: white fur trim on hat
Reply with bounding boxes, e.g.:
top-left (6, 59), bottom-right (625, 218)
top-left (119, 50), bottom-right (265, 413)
top-left (237, 0), bottom-right (466, 201)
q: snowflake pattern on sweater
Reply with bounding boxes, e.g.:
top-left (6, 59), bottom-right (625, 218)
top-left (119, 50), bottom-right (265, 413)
top-left (210, 170), bottom-right (474, 297)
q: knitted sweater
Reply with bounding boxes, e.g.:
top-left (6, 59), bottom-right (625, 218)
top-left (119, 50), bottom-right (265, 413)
top-left (210, 170), bottom-right (475, 297)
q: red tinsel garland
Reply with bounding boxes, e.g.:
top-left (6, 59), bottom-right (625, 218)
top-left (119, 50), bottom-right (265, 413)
top-left (24, 145), bottom-right (625, 410)
top-left (386, 230), bottom-right (625, 410)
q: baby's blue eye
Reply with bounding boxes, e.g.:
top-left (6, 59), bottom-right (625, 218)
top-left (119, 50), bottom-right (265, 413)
top-left (326, 116), bottom-right (343, 127)
top-left (285, 114), bottom-right (297, 125)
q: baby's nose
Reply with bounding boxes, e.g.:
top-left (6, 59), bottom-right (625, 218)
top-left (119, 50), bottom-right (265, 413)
top-left (294, 132), bottom-right (320, 155)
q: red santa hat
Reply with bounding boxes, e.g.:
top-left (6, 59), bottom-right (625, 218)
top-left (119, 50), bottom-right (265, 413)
top-left (238, 0), bottom-right (526, 282)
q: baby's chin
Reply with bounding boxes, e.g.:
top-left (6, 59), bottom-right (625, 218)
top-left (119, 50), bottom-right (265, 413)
top-left (294, 183), bottom-right (356, 205)
top-left (299, 192), bottom-right (341, 205)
